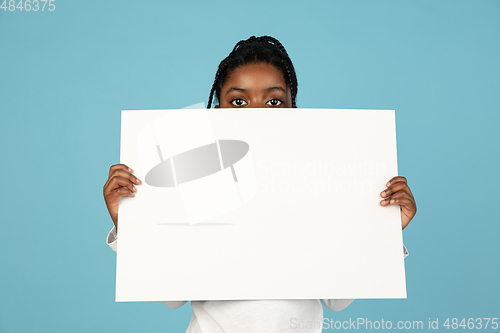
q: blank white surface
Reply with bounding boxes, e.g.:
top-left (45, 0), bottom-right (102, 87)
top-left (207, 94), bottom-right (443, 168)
top-left (117, 109), bottom-right (406, 301)
top-left (178, 167), bottom-right (241, 224)
top-left (136, 124), bottom-right (160, 176)
top-left (153, 109), bottom-right (215, 159)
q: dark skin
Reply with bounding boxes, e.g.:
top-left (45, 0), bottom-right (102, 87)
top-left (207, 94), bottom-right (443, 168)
top-left (216, 62), bottom-right (293, 108)
top-left (103, 62), bottom-right (417, 231)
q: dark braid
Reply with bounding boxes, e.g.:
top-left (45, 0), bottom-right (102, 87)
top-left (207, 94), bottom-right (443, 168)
top-left (207, 36), bottom-right (298, 108)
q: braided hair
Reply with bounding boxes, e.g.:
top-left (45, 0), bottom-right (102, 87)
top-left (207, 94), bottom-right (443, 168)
top-left (207, 36), bottom-right (298, 108)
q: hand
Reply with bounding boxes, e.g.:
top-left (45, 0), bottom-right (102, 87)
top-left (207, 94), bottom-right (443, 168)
top-left (380, 176), bottom-right (416, 230)
top-left (103, 164), bottom-right (141, 232)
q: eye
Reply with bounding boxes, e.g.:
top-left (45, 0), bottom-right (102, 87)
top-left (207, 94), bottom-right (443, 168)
top-left (266, 99), bottom-right (283, 107)
top-left (230, 99), bottom-right (248, 107)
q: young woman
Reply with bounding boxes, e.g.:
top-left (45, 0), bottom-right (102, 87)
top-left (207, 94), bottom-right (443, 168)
top-left (103, 36), bottom-right (417, 333)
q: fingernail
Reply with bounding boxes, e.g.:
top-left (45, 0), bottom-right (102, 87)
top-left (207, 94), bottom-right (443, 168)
top-left (132, 186), bottom-right (136, 192)
top-left (386, 181), bottom-right (391, 187)
top-left (130, 192), bottom-right (135, 197)
top-left (391, 199), bottom-right (396, 204)
top-left (381, 190), bottom-right (387, 197)
top-left (128, 168), bottom-right (133, 172)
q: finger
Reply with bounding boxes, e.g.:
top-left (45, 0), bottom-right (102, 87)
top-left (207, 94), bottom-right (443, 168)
top-left (109, 164), bottom-right (133, 178)
top-left (109, 169), bottom-right (141, 184)
top-left (380, 198), bottom-right (390, 206)
top-left (104, 176), bottom-right (137, 195)
top-left (388, 195), bottom-right (416, 213)
top-left (105, 164), bottom-right (134, 189)
top-left (380, 181), bottom-right (412, 198)
top-left (388, 191), bottom-right (416, 209)
top-left (379, 196), bottom-right (416, 213)
top-left (388, 191), bottom-right (414, 202)
top-left (104, 169), bottom-right (142, 189)
top-left (385, 176), bottom-right (407, 188)
top-left (105, 187), bottom-right (135, 202)
top-left (380, 190), bottom-right (416, 208)
top-left (380, 191), bottom-right (414, 205)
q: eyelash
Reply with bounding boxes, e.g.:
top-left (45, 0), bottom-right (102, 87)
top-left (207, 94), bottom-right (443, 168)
top-left (230, 99), bottom-right (284, 107)
top-left (267, 99), bottom-right (283, 106)
top-left (230, 99), bottom-right (247, 106)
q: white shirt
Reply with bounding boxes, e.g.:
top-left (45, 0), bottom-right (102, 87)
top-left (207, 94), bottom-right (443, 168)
top-left (107, 226), bottom-right (408, 332)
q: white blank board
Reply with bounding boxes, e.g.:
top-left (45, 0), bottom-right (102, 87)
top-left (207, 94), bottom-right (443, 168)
top-left (117, 108), bottom-right (406, 301)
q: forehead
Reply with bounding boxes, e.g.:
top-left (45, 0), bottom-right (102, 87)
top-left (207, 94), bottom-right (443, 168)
top-left (223, 62), bottom-right (286, 88)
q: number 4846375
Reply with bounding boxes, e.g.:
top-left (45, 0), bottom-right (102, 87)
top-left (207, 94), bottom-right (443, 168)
top-left (1, 0), bottom-right (56, 11)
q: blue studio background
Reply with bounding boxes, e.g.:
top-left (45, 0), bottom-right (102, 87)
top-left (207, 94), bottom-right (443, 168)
top-left (1, 0), bottom-right (499, 332)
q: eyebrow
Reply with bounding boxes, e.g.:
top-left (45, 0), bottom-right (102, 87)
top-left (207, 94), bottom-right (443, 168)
top-left (225, 87), bottom-right (246, 95)
top-left (265, 86), bottom-right (286, 93)
top-left (224, 86), bottom-right (287, 95)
